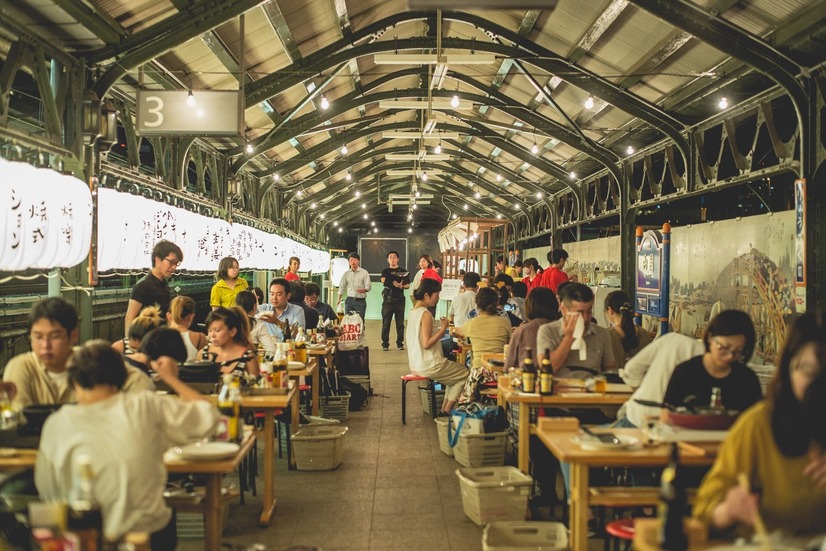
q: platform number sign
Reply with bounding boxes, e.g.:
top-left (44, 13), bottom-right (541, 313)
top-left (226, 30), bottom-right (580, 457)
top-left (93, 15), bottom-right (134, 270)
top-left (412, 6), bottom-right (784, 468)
top-left (136, 90), bottom-right (243, 136)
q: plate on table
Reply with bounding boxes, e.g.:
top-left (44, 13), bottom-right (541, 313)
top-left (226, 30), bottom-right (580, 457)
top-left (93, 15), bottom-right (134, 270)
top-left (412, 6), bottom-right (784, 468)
top-left (172, 442), bottom-right (240, 461)
top-left (287, 360), bottom-right (306, 370)
top-left (570, 434), bottom-right (640, 451)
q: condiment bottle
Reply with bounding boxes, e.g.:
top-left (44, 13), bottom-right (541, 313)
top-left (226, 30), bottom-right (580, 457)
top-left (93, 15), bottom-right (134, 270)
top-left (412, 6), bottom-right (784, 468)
top-left (217, 374), bottom-right (242, 442)
top-left (539, 348), bottom-right (553, 396)
top-left (294, 328), bottom-right (308, 363)
top-left (521, 348), bottom-right (536, 394)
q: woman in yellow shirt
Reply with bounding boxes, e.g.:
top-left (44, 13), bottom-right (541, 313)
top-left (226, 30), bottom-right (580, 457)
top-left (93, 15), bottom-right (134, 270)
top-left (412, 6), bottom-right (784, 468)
top-left (210, 256), bottom-right (248, 309)
top-left (693, 310), bottom-right (826, 536)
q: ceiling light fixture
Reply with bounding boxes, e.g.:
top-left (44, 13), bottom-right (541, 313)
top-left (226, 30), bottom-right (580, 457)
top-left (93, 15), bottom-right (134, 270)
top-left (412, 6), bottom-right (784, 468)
top-left (355, 190), bottom-right (361, 197)
top-left (626, 146), bottom-right (634, 155)
top-left (340, 144), bottom-right (348, 155)
top-left (584, 96), bottom-right (595, 109)
top-left (415, 191), bottom-right (421, 198)
top-left (474, 191), bottom-right (481, 199)
top-left (371, 221), bottom-right (375, 227)
top-left (346, 172), bottom-right (352, 181)
top-left (496, 173), bottom-right (502, 182)
top-left (273, 173), bottom-right (279, 181)
top-left (186, 90), bottom-right (196, 107)
top-left (495, 213), bottom-right (502, 219)
top-left (320, 94), bottom-right (330, 110)
top-left (450, 94), bottom-right (460, 108)
top-left (362, 213), bottom-right (368, 219)
top-left (311, 202), bottom-right (317, 209)
top-left (536, 191), bottom-right (542, 199)
top-left (718, 97), bottom-right (728, 109)
top-left (421, 172), bottom-right (428, 181)
top-left (373, 228), bottom-right (378, 234)
top-left (245, 142), bottom-right (253, 154)
top-left (296, 190), bottom-right (303, 198)
top-left (361, 203), bottom-right (366, 209)
top-left (338, 228), bottom-right (343, 233)
top-left (434, 142), bottom-right (442, 154)
top-left (463, 204), bottom-right (469, 210)
top-left (569, 171), bottom-right (577, 180)
top-left (531, 142), bottom-right (539, 155)
top-left (408, 227), bottom-right (413, 233)
top-left (333, 221), bottom-right (339, 227)
top-left (412, 204), bottom-right (418, 210)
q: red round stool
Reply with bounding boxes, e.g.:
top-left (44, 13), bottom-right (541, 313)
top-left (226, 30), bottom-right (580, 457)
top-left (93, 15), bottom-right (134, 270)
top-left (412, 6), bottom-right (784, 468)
top-left (605, 518), bottom-right (635, 551)
top-left (401, 374), bottom-right (437, 424)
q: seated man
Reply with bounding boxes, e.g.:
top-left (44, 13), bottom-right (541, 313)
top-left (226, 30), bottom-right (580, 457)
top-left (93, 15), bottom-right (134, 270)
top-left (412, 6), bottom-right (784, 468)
top-left (305, 282), bottom-right (336, 323)
top-left (3, 298), bottom-right (153, 411)
top-left (35, 339), bottom-right (220, 550)
top-left (258, 277), bottom-right (306, 341)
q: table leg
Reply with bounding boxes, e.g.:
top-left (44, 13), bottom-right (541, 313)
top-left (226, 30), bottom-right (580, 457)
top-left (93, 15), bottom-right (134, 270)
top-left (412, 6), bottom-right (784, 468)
top-left (259, 413), bottom-right (277, 526)
top-left (290, 387), bottom-right (299, 469)
top-left (518, 403), bottom-right (530, 474)
top-left (570, 463), bottom-right (589, 551)
top-left (203, 474), bottom-right (222, 551)
top-left (311, 365), bottom-right (320, 416)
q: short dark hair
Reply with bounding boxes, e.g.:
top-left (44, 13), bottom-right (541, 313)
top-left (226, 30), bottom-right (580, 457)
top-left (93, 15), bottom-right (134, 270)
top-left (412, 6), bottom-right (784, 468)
top-left (548, 248), bottom-right (568, 264)
top-left (513, 260), bottom-right (523, 268)
top-left (387, 250), bottom-right (399, 258)
top-left (217, 256), bottom-right (239, 280)
top-left (496, 255), bottom-right (506, 265)
top-left (68, 340), bottom-right (127, 390)
top-left (511, 281), bottom-right (528, 299)
top-left (304, 282), bottom-right (321, 297)
top-left (348, 252), bottom-right (360, 261)
top-left (206, 307), bottom-right (250, 347)
top-left (235, 290), bottom-right (258, 316)
top-left (524, 287), bottom-right (560, 321)
top-left (28, 297), bottom-right (78, 334)
top-left (494, 273), bottom-right (514, 288)
top-left (252, 287), bottom-right (265, 305)
top-left (140, 327), bottom-right (188, 363)
top-left (475, 287), bottom-right (499, 315)
top-left (289, 280), bottom-right (306, 302)
top-left (433, 260), bottom-right (441, 270)
top-left (703, 309), bottom-right (756, 362)
top-left (269, 277), bottom-right (292, 296)
top-left (152, 240), bottom-right (183, 265)
top-left (559, 282), bottom-right (594, 305)
top-left (414, 278), bottom-right (441, 300)
top-left (463, 272), bottom-right (481, 289)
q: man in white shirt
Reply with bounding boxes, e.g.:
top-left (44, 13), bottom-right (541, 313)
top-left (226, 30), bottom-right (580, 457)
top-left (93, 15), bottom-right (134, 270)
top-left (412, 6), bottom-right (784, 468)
top-left (449, 272), bottom-right (480, 328)
top-left (259, 277), bottom-right (306, 340)
top-left (338, 252), bottom-right (371, 323)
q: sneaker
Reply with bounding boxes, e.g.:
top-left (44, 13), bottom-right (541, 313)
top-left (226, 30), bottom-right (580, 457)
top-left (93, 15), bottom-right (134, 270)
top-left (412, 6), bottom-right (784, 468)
top-left (382, 345), bottom-right (389, 351)
top-left (397, 345), bottom-right (405, 351)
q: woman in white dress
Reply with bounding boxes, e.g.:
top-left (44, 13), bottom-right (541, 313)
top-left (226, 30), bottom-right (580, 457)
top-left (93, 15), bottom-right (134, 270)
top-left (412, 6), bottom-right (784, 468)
top-left (406, 278), bottom-right (468, 413)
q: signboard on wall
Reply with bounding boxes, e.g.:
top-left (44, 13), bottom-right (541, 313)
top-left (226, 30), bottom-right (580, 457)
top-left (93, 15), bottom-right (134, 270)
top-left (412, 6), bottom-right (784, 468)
top-left (136, 90), bottom-right (243, 136)
top-left (635, 229), bottom-right (667, 322)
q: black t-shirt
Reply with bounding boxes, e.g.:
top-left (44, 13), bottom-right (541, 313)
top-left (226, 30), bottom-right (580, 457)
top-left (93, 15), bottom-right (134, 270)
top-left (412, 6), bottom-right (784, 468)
top-left (130, 272), bottom-right (172, 316)
top-left (664, 355), bottom-right (762, 413)
top-left (381, 267), bottom-right (409, 300)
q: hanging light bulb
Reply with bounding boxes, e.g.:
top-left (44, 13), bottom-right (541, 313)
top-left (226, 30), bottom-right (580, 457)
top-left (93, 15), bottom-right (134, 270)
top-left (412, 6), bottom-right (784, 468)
top-left (408, 227), bottom-right (413, 233)
top-left (374, 228), bottom-right (378, 234)
top-left (345, 172), bottom-right (352, 181)
top-left (531, 142), bottom-right (539, 155)
top-left (584, 96), bottom-right (595, 109)
top-left (338, 227), bottom-right (343, 233)
top-left (474, 191), bottom-right (481, 199)
top-left (311, 202), bottom-right (317, 209)
top-left (362, 213), bottom-right (368, 219)
top-left (245, 142), bottom-right (254, 154)
top-left (718, 97), bottom-right (728, 109)
top-left (434, 142), bottom-right (442, 154)
top-left (361, 203), bottom-right (366, 209)
top-left (495, 213), bottom-right (502, 219)
top-left (333, 221), bottom-right (338, 227)
top-left (451, 94), bottom-right (460, 108)
top-left (186, 90), bottom-right (196, 107)
top-left (355, 190), bottom-right (361, 197)
top-left (320, 214), bottom-right (325, 219)
top-left (320, 94), bottom-right (330, 110)
top-left (536, 191), bottom-right (543, 199)
top-left (415, 191), bottom-right (420, 198)
top-left (421, 172), bottom-right (428, 181)
top-left (412, 204), bottom-right (418, 210)
top-left (340, 144), bottom-right (348, 155)
top-left (463, 204), bottom-right (469, 210)
top-left (626, 146), bottom-right (634, 155)
top-left (496, 173), bottom-right (502, 182)
top-left (371, 221), bottom-right (375, 227)
top-left (569, 171), bottom-right (576, 180)
top-left (296, 190), bottom-right (303, 198)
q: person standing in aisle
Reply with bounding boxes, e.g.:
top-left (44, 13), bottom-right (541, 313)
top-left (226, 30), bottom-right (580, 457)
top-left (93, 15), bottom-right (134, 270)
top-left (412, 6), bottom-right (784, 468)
top-left (210, 256), bottom-right (248, 309)
top-left (125, 240), bottom-right (183, 331)
top-left (540, 248), bottom-right (569, 294)
top-left (380, 250), bottom-right (409, 351)
top-left (338, 252), bottom-right (371, 324)
top-left (285, 256), bottom-right (301, 282)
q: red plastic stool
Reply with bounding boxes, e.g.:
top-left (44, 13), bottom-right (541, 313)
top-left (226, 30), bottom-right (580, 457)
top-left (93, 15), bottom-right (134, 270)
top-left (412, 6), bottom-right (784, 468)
top-left (401, 374), bottom-right (437, 424)
top-left (605, 518), bottom-right (635, 551)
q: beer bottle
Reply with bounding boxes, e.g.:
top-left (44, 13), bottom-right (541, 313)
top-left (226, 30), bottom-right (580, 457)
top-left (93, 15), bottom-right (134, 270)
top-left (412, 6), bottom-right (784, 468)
top-left (294, 328), bottom-right (308, 363)
top-left (218, 374), bottom-right (242, 442)
top-left (521, 348), bottom-right (537, 394)
top-left (539, 348), bottom-right (554, 395)
top-left (66, 455), bottom-right (103, 551)
top-left (658, 443), bottom-right (688, 550)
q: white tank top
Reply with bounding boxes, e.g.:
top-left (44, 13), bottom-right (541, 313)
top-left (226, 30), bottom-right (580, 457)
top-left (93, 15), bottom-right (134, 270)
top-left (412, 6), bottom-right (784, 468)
top-left (406, 306), bottom-right (446, 370)
top-left (181, 331), bottom-right (199, 362)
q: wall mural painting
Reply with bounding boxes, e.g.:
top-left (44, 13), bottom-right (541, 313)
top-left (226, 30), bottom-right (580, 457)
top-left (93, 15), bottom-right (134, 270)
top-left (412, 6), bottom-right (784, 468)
top-left (668, 210), bottom-right (797, 367)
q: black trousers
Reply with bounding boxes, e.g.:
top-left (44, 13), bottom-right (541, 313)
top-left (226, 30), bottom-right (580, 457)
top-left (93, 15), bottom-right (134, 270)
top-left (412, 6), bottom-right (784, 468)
top-left (381, 298), bottom-right (405, 347)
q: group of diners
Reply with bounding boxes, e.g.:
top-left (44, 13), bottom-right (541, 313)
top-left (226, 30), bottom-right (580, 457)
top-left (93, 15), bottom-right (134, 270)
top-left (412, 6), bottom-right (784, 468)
top-left (404, 268), bottom-right (826, 538)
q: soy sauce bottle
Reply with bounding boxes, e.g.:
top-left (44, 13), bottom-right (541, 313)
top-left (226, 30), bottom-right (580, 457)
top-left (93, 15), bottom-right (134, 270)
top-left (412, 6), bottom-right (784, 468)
top-left (521, 348), bottom-right (536, 394)
top-left (659, 443), bottom-right (688, 550)
top-left (539, 348), bottom-right (554, 396)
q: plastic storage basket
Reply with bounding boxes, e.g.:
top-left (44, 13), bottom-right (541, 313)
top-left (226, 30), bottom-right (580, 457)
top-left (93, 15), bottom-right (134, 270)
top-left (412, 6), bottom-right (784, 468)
top-left (419, 386), bottom-right (445, 416)
top-left (453, 431), bottom-right (508, 467)
top-left (482, 521), bottom-right (568, 551)
top-left (455, 466), bottom-right (533, 526)
top-left (320, 392), bottom-right (350, 421)
top-left (435, 417), bottom-right (454, 457)
top-left (291, 425), bottom-right (349, 471)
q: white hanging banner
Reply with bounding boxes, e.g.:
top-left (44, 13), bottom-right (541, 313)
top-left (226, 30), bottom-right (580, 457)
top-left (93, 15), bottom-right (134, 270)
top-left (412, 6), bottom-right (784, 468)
top-left (0, 159), bottom-right (93, 271)
top-left (96, 188), bottom-right (330, 273)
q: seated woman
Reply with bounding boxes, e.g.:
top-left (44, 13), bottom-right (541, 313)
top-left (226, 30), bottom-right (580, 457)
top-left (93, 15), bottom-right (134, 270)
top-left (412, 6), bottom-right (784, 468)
top-left (453, 288), bottom-right (512, 404)
top-left (235, 290), bottom-right (270, 352)
top-left (406, 278), bottom-right (468, 414)
top-left (506, 287), bottom-right (560, 369)
top-left (604, 290), bottom-right (652, 370)
top-left (693, 311), bottom-right (826, 536)
top-left (166, 296), bottom-right (207, 362)
top-left (202, 307), bottom-right (260, 377)
top-left (663, 309), bottom-right (762, 415)
top-left (35, 338), bottom-right (220, 550)
top-left (113, 305), bottom-right (163, 375)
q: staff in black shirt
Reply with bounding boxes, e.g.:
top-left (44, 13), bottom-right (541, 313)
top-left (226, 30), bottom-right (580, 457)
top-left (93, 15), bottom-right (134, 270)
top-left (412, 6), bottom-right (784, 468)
top-left (380, 250), bottom-right (409, 351)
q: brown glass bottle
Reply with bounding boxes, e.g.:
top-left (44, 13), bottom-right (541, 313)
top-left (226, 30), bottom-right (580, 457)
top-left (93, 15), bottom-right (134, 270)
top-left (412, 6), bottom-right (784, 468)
top-left (539, 348), bottom-right (553, 396)
top-left (521, 348), bottom-right (536, 394)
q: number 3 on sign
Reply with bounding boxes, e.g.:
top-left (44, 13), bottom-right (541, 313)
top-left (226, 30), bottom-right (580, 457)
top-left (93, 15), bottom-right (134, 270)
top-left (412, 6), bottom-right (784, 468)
top-left (144, 96), bottom-right (164, 127)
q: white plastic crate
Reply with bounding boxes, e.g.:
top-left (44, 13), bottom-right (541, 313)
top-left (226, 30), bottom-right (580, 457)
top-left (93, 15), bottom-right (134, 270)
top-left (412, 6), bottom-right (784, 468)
top-left (320, 392), bottom-right (350, 421)
top-left (455, 466), bottom-right (533, 526)
top-left (482, 521), bottom-right (568, 551)
top-left (453, 431), bottom-right (508, 467)
top-left (419, 386), bottom-right (444, 416)
top-left (291, 425), bottom-right (349, 470)
top-left (435, 417), bottom-right (454, 457)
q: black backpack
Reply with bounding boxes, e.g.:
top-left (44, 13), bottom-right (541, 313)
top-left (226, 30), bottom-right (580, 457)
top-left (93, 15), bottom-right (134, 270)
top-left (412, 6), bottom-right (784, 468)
top-left (339, 376), bottom-right (369, 411)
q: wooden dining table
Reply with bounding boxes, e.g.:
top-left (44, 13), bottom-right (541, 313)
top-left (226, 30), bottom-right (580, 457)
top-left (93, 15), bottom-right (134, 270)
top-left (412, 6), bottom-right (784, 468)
top-left (536, 421), bottom-right (721, 551)
top-left (288, 357), bottom-right (319, 415)
top-left (497, 376), bottom-right (632, 473)
top-left (0, 432), bottom-right (258, 551)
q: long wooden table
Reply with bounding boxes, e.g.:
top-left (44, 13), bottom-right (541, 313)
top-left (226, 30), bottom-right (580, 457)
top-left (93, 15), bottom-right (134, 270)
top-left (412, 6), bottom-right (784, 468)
top-left (0, 433), bottom-right (258, 551)
top-left (497, 376), bottom-right (631, 473)
top-left (536, 422), bottom-right (720, 551)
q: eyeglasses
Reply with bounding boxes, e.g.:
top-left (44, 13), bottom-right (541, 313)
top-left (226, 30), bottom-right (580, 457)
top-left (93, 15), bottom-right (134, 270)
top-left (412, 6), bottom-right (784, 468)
top-left (163, 257), bottom-right (181, 267)
top-left (713, 338), bottom-right (745, 360)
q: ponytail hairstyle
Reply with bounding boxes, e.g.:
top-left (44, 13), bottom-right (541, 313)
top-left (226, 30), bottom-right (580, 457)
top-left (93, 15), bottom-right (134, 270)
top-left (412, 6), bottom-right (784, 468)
top-left (414, 277), bottom-right (441, 301)
top-left (475, 287), bottom-right (500, 316)
top-left (168, 295), bottom-right (196, 326)
top-left (605, 290), bottom-right (638, 352)
top-left (235, 290), bottom-right (258, 319)
top-left (128, 305), bottom-right (164, 343)
top-left (206, 306), bottom-right (252, 347)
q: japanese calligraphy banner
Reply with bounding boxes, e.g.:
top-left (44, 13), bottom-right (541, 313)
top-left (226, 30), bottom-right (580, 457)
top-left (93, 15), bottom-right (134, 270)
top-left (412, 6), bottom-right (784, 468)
top-left (96, 188), bottom-right (329, 273)
top-left (0, 159), bottom-right (93, 271)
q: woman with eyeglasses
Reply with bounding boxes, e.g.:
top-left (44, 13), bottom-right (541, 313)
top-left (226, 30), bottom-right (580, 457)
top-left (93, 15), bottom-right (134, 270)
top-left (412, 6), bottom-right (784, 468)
top-left (693, 311), bottom-right (826, 536)
top-left (663, 309), bottom-right (762, 415)
top-left (210, 256), bottom-right (249, 310)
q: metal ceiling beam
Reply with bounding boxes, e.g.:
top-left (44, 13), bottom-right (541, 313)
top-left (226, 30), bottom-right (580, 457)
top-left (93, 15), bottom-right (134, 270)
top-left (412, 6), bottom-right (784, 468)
top-left (57, 0), bottom-right (126, 45)
top-left (92, 0), bottom-right (266, 96)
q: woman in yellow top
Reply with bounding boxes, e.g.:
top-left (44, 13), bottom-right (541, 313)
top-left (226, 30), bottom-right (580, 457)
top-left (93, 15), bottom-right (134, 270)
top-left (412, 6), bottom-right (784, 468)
top-left (453, 287), bottom-right (511, 404)
top-left (693, 310), bottom-right (826, 536)
top-left (604, 290), bottom-right (652, 370)
top-left (210, 256), bottom-right (248, 309)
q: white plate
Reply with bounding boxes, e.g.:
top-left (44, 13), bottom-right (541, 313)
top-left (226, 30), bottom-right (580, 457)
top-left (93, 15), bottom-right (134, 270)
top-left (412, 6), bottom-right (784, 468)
top-left (173, 442), bottom-right (240, 461)
top-left (287, 360), bottom-right (306, 370)
top-left (570, 434), bottom-right (640, 451)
